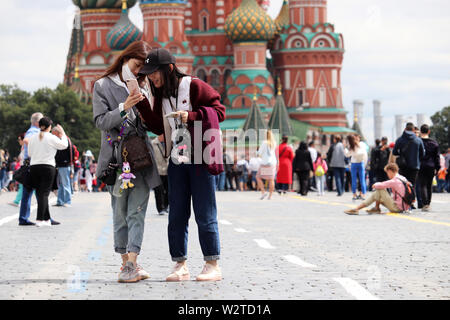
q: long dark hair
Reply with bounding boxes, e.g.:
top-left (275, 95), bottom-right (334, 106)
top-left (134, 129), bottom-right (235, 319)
top-left (298, 141), bottom-right (308, 151)
top-left (347, 134), bottom-right (359, 151)
top-left (149, 64), bottom-right (188, 99)
top-left (97, 41), bottom-right (152, 83)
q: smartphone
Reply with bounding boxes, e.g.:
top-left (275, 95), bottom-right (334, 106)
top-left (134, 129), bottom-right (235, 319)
top-left (126, 79), bottom-right (140, 95)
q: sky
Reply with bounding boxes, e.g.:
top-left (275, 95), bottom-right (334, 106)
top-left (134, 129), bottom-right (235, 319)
top-left (0, 0), bottom-right (449, 144)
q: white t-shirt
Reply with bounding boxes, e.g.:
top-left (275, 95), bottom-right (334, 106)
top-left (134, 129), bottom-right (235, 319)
top-left (345, 145), bottom-right (368, 164)
top-left (28, 132), bottom-right (69, 167)
top-left (308, 147), bottom-right (318, 163)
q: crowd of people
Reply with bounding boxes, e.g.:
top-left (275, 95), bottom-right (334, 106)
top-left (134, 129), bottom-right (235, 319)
top-left (214, 123), bottom-right (449, 216)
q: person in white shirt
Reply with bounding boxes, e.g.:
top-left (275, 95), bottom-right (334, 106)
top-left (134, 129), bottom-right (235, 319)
top-left (345, 134), bottom-right (368, 200)
top-left (248, 152), bottom-right (262, 190)
top-left (27, 117), bottom-right (68, 227)
top-left (256, 130), bottom-right (277, 200)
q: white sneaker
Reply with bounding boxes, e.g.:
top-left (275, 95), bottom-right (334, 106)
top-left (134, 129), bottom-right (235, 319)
top-left (35, 220), bottom-right (45, 227)
top-left (63, 204), bottom-right (72, 208)
top-left (43, 220), bottom-right (52, 227)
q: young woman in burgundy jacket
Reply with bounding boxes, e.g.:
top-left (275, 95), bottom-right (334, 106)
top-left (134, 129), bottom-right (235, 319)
top-left (136, 48), bottom-right (226, 282)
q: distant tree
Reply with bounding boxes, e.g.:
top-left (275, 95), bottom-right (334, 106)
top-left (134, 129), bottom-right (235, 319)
top-left (0, 84), bottom-right (100, 158)
top-left (430, 106), bottom-right (449, 153)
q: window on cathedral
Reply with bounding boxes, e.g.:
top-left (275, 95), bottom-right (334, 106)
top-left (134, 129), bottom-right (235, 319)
top-left (298, 90), bottom-right (304, 107)
top-left (203, 16), bottom-right (208, 31)
top-left (314, 8), bottom-right (319, 24)
top-left (318, 41), bottom-right (325, 47)
top-left (197, 69), bottom-right (207, 82)
top-left (224, 69), bottom-right (231, 85)
top-left (211, 70), bottom-right (220, 87)
top-left (96, 30), bottom-right (101, 48)
top-left (319, 87), bottom-right (326, 107)
top-left (294, 40), bottom-right (302, 48)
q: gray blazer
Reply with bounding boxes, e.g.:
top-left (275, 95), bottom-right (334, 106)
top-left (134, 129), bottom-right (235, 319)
top-left (330, 142), bottom-right (346, 168)
top-left (92, 75), bottom-right (161, 190)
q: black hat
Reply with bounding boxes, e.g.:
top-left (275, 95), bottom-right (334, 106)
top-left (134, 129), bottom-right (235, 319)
top-left (139, 48), bottom-right (176, 75)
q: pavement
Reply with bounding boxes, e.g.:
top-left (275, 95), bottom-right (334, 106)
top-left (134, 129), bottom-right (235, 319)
top-left (0, 188), bottom-right (449, 300)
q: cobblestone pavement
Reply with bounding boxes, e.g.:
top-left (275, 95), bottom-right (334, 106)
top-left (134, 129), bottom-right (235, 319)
top-left (0, 189), bottom-right (449, 300)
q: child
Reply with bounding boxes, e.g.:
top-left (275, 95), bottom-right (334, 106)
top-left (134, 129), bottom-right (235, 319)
top-left (313, 152), bottom-right (328, 196)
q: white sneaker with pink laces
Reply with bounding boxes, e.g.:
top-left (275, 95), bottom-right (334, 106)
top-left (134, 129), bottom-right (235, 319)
top-left (196, 263), bottom-right (222, 281)
top-left (166, 262), bottom-right (190, 282)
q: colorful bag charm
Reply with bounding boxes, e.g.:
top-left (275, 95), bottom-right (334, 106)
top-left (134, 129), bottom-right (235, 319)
top-left (119, 148), bottom-right (136, 190)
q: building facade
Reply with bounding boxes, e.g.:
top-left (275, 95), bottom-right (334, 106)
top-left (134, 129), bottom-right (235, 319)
top-left (65, 0), bottom-right (351, 145)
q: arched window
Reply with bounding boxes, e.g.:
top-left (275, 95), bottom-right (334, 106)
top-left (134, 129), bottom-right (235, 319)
top-left (197, 69), bottom-right (207, 82)
top-left (211, 70), bottom-right (220, 87)
top-left (224, 69), bottom-right (232, 85)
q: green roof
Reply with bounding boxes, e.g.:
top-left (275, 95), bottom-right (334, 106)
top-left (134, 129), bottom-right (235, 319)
top-left (226, 107), bottom-right (273, 115)
top-left (230, 69), bottom-right (272, 81)
top-left (288, 108), bottom-right (348, 114)
top-left (242, 99), bottom-right (268, 133)
top-left (321, 126), bottom-right (356, 133)
top-left (268, 94), bottom-right (293, 136)
top-left (220, 119), bottom-right (246, 130)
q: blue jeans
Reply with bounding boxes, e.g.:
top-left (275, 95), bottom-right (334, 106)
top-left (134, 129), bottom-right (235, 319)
top-left (57, 166), bottom-right (72, 205)
top-left (108, 170), bottom-right (151, 255)
top-left (19, 186), bottom-right (36, 223)
top-left (333, 167), bottom-right (346, 195)
top-left (351, 162), bottom-right (366, 195)
top-left (216, 171), bottom-right (226, 191)
top-left (168, 161), bottom-right (220, 262)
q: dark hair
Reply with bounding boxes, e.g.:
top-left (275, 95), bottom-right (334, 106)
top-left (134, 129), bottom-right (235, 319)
top-left (347, 134), bottom-right (359, 151)
top-left (298, 141), bottom-right (308, 151)
top-left (18, 133), bottom-right (25, 140)
top-left (281, 136), bottom-right (288, 144)
top-left (375, 139), bottom-right (381, 146)
top-left (420, 124), bottom-right (430, 134)
top-left (308, 141), bottom-right (314, 147)
top-left (381, 136), bottom-right (388, 141)
top-left (39, 117), bottom-right (53, 131)
top-left (405, 122), bottom-right (414, 131)
top-left (317, 152), bottom-right (322, 159)
top-left (97, 41), bottom-right (152, 84)
top-left (335, 136), bottom-right (342, 143)
top-left (149, 64), bottom-right (188, 99)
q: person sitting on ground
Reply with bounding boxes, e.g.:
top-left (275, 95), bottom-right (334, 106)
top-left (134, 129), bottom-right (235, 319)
top-left (344, 163), bottom-right (411, 215)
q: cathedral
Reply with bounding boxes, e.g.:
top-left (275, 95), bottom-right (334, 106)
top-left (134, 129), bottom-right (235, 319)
top-left (65, 0), bottom-right (353, 147)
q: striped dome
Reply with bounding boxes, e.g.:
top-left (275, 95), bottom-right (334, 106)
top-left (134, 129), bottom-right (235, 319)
top-left (106, 2), bottom-right (143, 50)
top-left (72, 0), bottom-right (137, 9)
top-left (274, 0), bottom-right (289, 34)
top-left (225, 0), bottom-right (276, 42)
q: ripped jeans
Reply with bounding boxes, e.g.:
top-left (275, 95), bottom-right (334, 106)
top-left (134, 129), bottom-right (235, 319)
top-left (108, 169), bottom-right (151, 255)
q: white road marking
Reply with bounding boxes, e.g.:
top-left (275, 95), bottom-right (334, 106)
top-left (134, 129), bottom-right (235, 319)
top-left (433, 200), bottom-right (448, 204)
top-left (219, 219), bottom-right (232, 225)
top-left (333, 277), bottom-right (380, 300)
top-left (234, 228), bottom-right (249, 233)
top-left (0, 196), bottom-right (56, 226)
top-left (283, 255), bottom-right (317, 268)
top-left (254, 239), bottom-right (276, 249)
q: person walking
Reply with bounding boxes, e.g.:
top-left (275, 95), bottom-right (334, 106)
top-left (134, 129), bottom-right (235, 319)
top-left (313, 152), bottom-right (328, 196)
top-left (418, 124), bottom-right (440, 212)
top-left (150, 135), bottom-right (169, 215)
top-left (344, 163), bottom-right (411, 215)
top-left (392, 122), bottom-right (425, 186)
top-left (276, 135), bottom-right (294, 194)
top-left (329, 136), bottom-right (347, 196)
top-left (18, 112), bottom-right (43, 226)
top-left (53, 127), bottom-right (75, 207)
top-left (135, 47), bottom-right (225, 281)
top-left (293, 141), bottom-right (314, 196)
top-left (256, 130), bottom-right (277, 200)
top-left (82, 150), bottom-right (95, 192)
top-left (28, 117), bottom-right (67, 227)
top-left (372, 137), bottom-right (390, 183)
top-left (345, 135), bottom-right (368, 200)
top-left (9, 134), bottom-right (25, 207)
top-left (93, 41), bottom-right (161, 283)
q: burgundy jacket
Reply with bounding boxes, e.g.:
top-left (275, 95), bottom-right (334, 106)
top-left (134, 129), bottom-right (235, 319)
top-left (136, 77), bottom-right (226, 175)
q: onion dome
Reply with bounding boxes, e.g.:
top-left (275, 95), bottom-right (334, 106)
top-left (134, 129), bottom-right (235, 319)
top-left (225, 0), bottom-right (276, 43)
top-left (274, 0), bottom-right (289, 34)
top-left (106, 0), bottom-right (143, 51)
top-left (72, 0), bottom-right (137, 9)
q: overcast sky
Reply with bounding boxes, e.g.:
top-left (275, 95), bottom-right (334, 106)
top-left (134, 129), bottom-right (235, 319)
top-left (0, 0), bottom-right (449, 143)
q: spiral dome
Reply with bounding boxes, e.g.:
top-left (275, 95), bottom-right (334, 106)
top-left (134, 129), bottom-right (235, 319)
top-left (225, 0), bottom-right (276, 42)
top-left (106, 1), bottom-right (143, 50)
top-left (72, 0), bottom-right (137, 10)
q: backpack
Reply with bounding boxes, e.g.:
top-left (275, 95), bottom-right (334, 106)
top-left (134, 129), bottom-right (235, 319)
top-left (395, 177), bottom-right (415, 211)
top-left (315, 159), bottom-right (325, 177)
top-left (396, 140), bottom-right (413, 169)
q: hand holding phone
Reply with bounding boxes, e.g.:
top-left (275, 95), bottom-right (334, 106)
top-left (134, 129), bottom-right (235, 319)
top-left (126, 79), bottom-right (140, 95)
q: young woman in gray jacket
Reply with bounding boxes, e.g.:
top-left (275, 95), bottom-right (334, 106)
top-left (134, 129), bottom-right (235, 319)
top-left (92, 41), bottom-right (161, 283)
